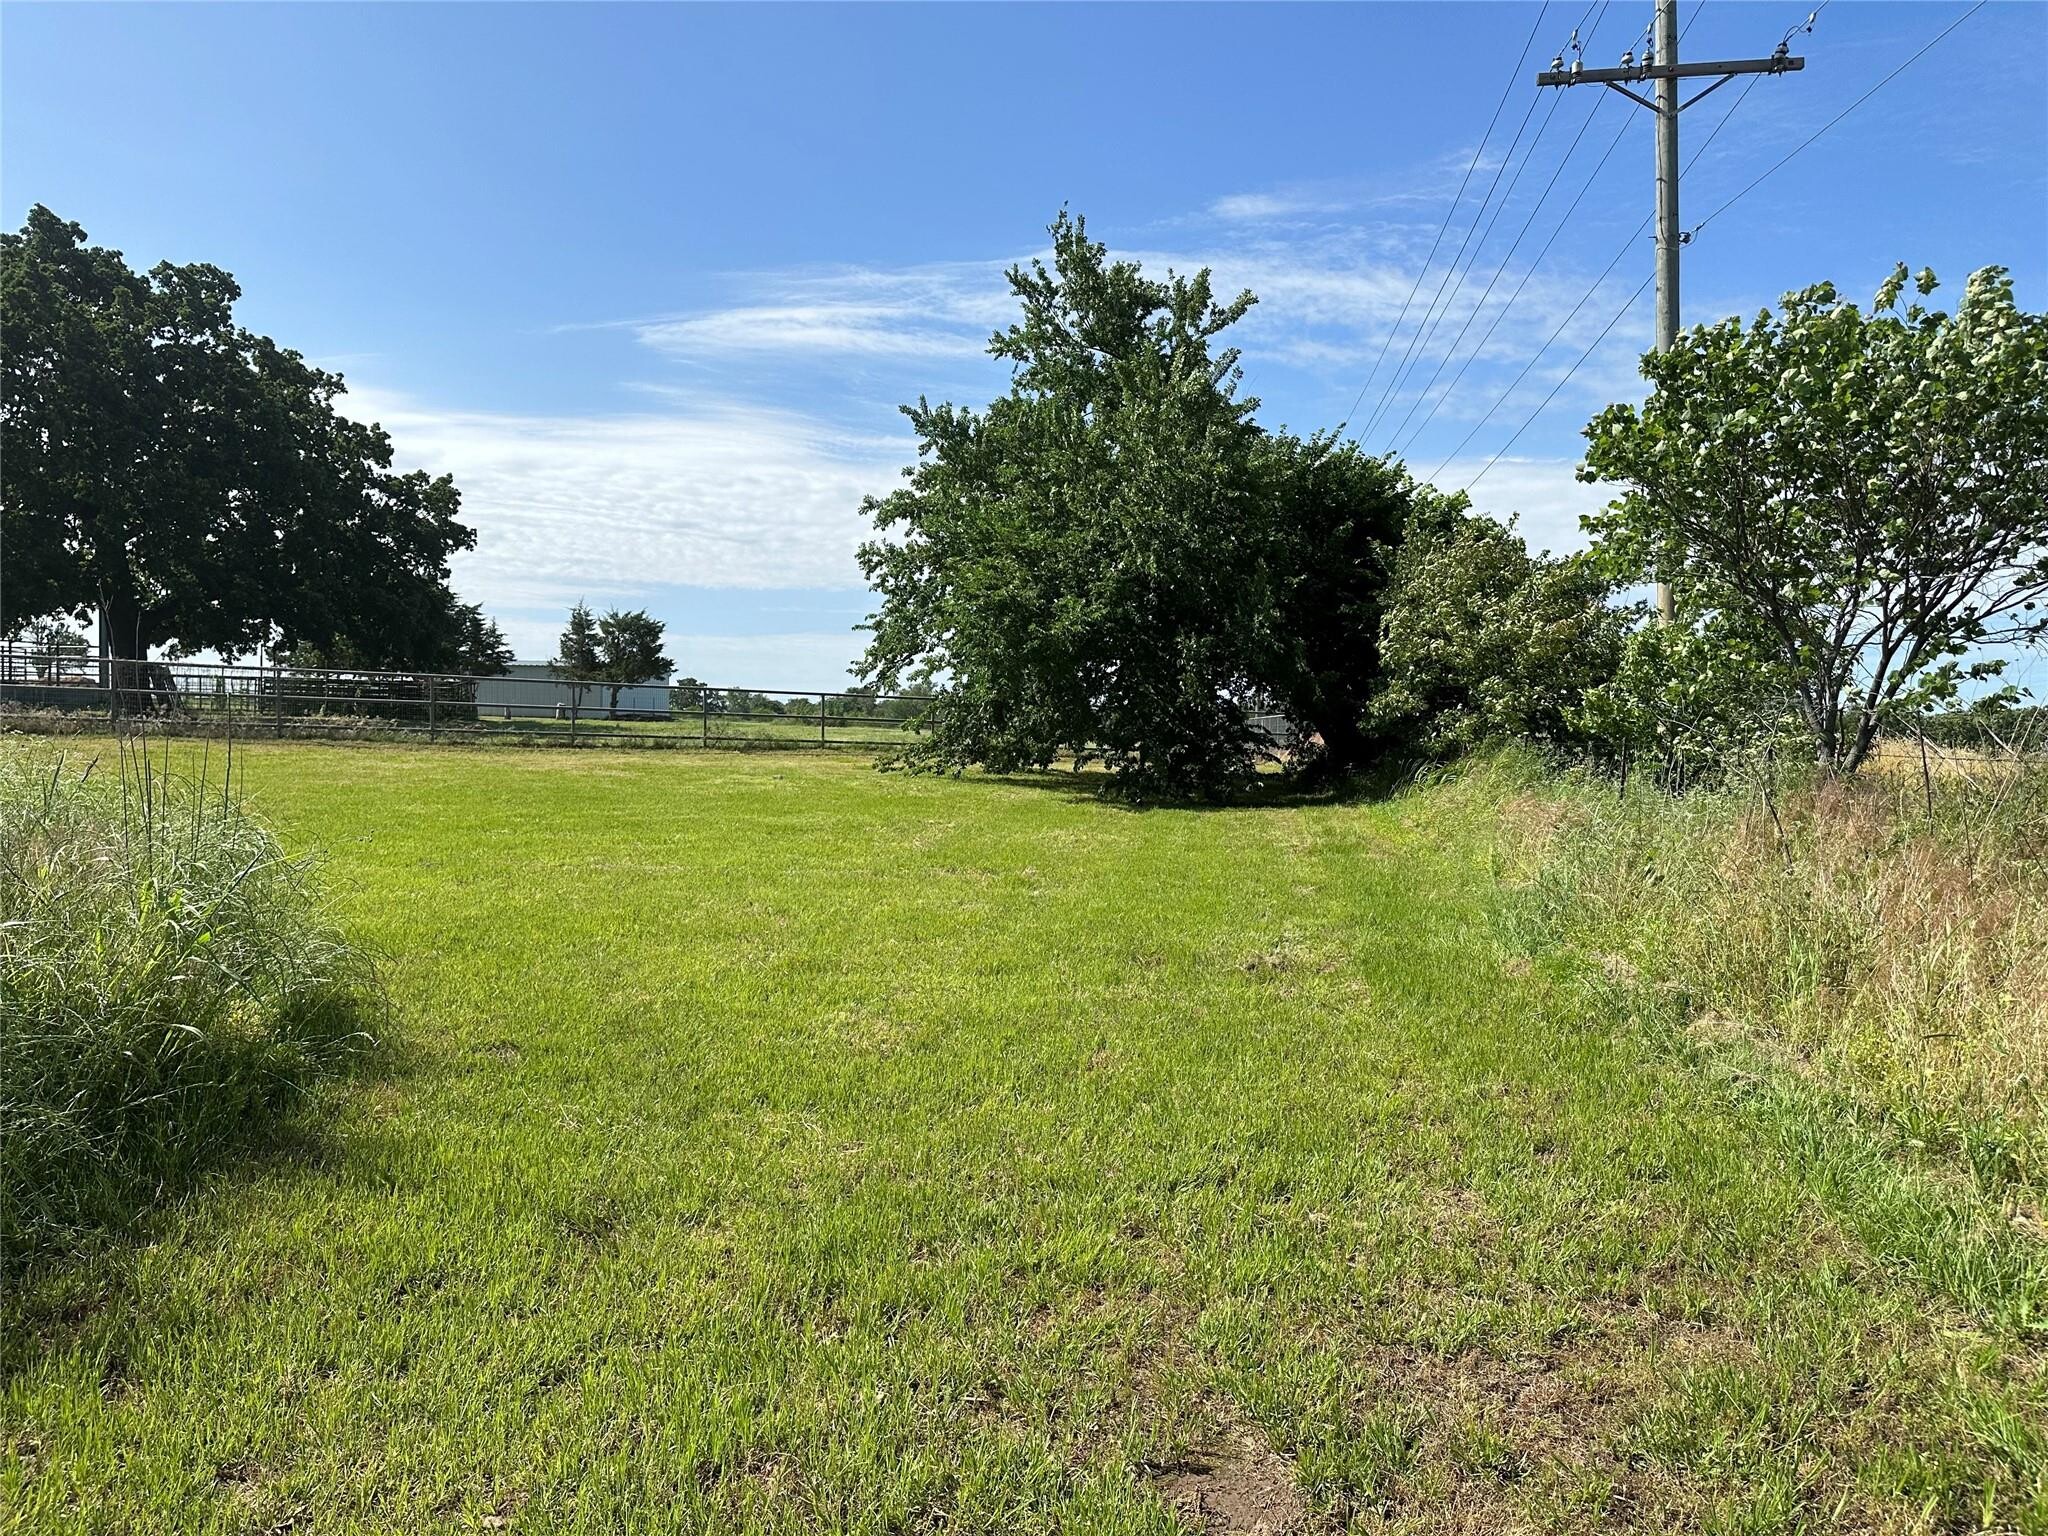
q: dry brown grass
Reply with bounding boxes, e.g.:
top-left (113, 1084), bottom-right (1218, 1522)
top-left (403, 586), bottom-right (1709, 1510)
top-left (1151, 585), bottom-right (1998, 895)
top-left (1503, 756), bottom-right (2047, 1195)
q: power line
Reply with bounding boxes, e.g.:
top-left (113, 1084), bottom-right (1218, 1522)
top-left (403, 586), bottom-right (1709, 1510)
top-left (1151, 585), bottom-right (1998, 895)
top-left (1358, 56), bottom-right (1561, 440)
top-left (1423, 0), bottom-right (1820, 484)
top-left (1423, 56), bottom-right (1778, 480)
top-left (1362, 86), bottom-right (1567, 443)
top-left (1462, 270), bottom-right (1655, 490)
top-left (1427, 216), bottom-right (1648, 482)
top-left (1354, 2), bottom-right (1596, 440)
top-left (1393, 0), bottom-right (1751, 460)
top-left (1392, 100), bottom-right (1638, 456)
top-left (1779, 2), bottom-right (1827, 52)
top-left (1385, 86), bottom-right (1614, 453)
top-left (1334, 1), bottom-right (1552, 433)
top-left (1404, 56), bottom-right (1760, 465)
top-left (1690, 0), bottom-right (1986, 238)
top-left (1454, 0), bottom-right (1969, 495)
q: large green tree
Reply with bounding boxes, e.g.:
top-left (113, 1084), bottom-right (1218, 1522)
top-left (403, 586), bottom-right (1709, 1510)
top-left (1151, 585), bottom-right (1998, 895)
top-left (1259, 435), bottom-right (1462, 777)
top-left (1581, 265), bottom-right (2048, 775)
top-left (858, 213), bottom-right (1273, 799)
top-left (0, 206), bottom-right (475, 667)
top-left (279, 600), bottom-right (511, 676)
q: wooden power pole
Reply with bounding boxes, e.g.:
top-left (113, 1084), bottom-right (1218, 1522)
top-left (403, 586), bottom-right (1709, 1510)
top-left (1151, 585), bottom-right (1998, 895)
top-left (1538, 0), bottom-right (1804, 622)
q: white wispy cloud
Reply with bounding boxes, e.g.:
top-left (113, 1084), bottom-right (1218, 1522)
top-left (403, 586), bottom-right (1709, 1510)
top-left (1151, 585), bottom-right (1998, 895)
top-left (629, 260), bottom-right (1017, 363)
top-left (1438, 454), bottom-right (1612, 557)
top-left (1203, 139), bottom-right (1519, 227)
top-left (636, 304), bottom-right (980, 360)
top-left (339, 385), bottom-right (912, 614)
top-left (1209, 190), bottom-right (1348, 222)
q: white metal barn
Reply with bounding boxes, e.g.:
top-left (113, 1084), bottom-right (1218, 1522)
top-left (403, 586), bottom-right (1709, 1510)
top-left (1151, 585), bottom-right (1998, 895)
top-left (474, 663), bottom-right (671, 720)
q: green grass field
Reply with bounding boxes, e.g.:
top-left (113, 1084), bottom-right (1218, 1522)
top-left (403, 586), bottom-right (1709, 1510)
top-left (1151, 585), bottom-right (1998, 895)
top-left (447, 713), bottom-right (916, 748)
top-left (4, 745), bottom-right (2042, 1533)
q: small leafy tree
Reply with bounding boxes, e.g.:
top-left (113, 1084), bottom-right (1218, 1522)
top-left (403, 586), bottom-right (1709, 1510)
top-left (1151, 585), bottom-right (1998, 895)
top-left (1581, 265), bottom-right (2048, 775)
top-left (450, 604), bottom-right (514, 676)
top-left (555, 602), bottom-right (602, 678)
top-left (1370, 511), bottom-right (1628, 758)
top-left (553, 604), bottom-right (671, 716)
top-left (670, 677), bottom-right (728, 716)
top-left (594, 610), bottom-right (671, 708)
top-left (859, 213), bottom-right (1273, 800)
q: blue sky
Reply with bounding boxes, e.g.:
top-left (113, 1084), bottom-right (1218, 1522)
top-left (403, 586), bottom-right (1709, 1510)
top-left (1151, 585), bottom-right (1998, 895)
top-left (6, 1), bottom-right (2044, 687)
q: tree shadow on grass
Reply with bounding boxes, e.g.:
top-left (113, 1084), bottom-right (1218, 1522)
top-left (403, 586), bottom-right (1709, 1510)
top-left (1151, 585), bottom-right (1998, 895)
top-left (919, 757), bottom-right (1436, 814)
top-left (0, 1024), bottom-right (407, 1379)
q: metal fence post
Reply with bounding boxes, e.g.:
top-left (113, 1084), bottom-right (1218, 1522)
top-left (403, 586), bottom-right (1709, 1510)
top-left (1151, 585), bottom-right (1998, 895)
top-left (274, 656), bottom-right (285, 737)
top-left (820, 692), bottom-right (828, 745)
top-left (427, 673), bottom-right (438, 742)
top-left (701, 691), bottom-right (710, 748)
top-left (570, 686), bottom-right (579, 745)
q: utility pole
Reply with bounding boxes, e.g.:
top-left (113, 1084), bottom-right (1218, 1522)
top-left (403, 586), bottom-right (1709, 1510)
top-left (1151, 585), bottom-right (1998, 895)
top-left (1538, 1), bottom-right (1804, 622)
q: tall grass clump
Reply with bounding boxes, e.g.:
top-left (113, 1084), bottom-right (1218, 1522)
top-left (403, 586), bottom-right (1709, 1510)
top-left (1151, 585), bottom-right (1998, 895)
top-left (1, 740), bottom-right (382, 1271)
top-left (1507, 755), bottom-right (2048, 1198)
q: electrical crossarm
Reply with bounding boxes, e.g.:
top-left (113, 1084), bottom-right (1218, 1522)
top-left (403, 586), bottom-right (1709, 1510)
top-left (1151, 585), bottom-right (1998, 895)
top-left (1537, 0), bottom-right (1805, 622)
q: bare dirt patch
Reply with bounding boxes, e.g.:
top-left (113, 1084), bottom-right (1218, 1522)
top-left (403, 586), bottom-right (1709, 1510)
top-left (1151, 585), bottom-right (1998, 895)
top-left (1154, 1418), bottom-right (1309, 1535)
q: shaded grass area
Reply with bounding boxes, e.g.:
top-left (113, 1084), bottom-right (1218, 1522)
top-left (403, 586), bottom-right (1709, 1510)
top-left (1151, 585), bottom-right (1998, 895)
top-left (3, 744), bottom-right (2043, 1532)
top-left (0, 741), bottom-right (383, 1271)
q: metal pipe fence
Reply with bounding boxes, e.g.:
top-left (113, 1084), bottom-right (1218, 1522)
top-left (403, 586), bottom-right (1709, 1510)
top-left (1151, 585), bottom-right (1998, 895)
top-left (0, 646), bottom-right (931, 751)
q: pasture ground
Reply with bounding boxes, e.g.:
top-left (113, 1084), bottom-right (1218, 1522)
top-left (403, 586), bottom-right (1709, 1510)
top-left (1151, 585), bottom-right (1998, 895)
top-left (3, 744), bottom-right (2042, 1533)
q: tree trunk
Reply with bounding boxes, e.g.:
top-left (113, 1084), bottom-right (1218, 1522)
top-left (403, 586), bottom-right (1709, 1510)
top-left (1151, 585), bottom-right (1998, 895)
top-left (1841, 710), bottom-right (1882, 777)
top-left (98, 585), bottom-right (174, 716)
top-left (1291, 696), bottom-right (1374, 783)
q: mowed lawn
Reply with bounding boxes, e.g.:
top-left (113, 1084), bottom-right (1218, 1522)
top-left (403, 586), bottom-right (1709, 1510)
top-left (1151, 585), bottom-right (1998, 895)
top-left (4, 746), bottom-right (2042, 1533)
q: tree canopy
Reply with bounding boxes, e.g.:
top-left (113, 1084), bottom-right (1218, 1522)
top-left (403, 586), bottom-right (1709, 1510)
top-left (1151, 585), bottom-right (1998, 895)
top-left (553, 602), bottom-right (672, 715)
top-left (1371, 512), bottom-right (1629, 760)
top-left (280, 600), bottom-right (511, 677)
top-left (1581, 264), bottom-right (2048, 774)
top-left (859, 214), bottom-right (1465, 798)
top-left (1258, 434), bottom-right (1464, 777)
top-left (0, 205), bottom-right (476, 665)
top-left (858, 213), bottom-right (1274, 798)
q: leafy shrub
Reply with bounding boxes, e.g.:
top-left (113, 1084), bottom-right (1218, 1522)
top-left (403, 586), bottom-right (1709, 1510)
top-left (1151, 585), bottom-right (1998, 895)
top-left (1370, 512), bottom-right (1629, 760)
top-left (0, 743), bottom-right (381, 1269)
top-left (1577, 617), bottom-right (1808, 790)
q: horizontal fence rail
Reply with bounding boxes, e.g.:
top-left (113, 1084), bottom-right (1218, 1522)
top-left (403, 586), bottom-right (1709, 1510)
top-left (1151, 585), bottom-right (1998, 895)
top-left (0, 647), bottom-right (933, 751)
